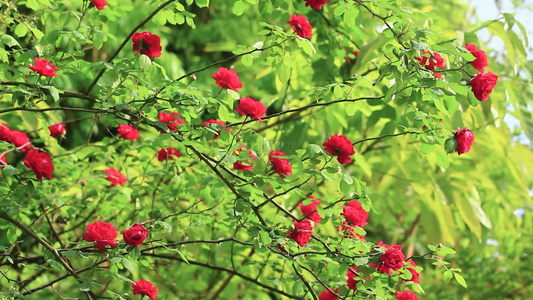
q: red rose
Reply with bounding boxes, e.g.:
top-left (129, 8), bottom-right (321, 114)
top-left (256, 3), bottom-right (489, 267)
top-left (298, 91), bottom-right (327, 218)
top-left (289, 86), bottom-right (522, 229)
top-left (233, 145), bottom-right (257, 172)
top-left (288, 219), bottom-right (313, 247)
top-left (23, 149), bottom-right (54, 181)
top-left (323, 134), bottom-right (355, 164)
top-left (454, 127), bottom-right (474, 155)
top-left (0, 155), bottom-right (8, 177)
top-left (132, 279), bottom-right (158, 299)
top-left (269, 150), bottom-right (292, 178)
top-left (318, 288), bottom-right (338, 300)
top-left (28, 57), bottom-right (57, 77)
top-left (157, 148), bottom-right (181, 161)
top-left (405, 260), bottom-right (421, 283)
top-left (235, 97), bottom-right (267, 122)
top-left (202, 119), bottom-right (230, 139)
top-left (341, 200), bottom-right (368, 228)
top-left (158, 111), bottom-right (184, 132)
top-left (415, 50), bottom-right (446, 78)
top-left (395, 290), bottom-right (418, 300)
top-left (122, 224), bottom-right (149, 246)
top-left (346, 266), bottom-right (360, 290)
top-left (470, 71), bottom-right (498, 101)
top-left (132, 31), bottom-right (162, 58)
top-left (371, 245), bottom-right (405, 275)
top-left (48, 123), bottom-right (66, 138)
top-left (305, 0), bottom-right (329, 9)
top-left (298, 196), bottom-right (322, 224)
top-left (117, 124), bottom-right (140, 141)
top-left (90, 0), bottom-right (107, 10)
top-left (337, 222), bottom-right (365, 240)
top-left (8, 130), bottom-right (31, 151)
top-left (211, 67), bottom-right (243, 92)
top-left (287, 14), bottom-right (313, 39)
top-left (103, 168), bottom-right (128, 186)
top-left (465, 43), bottom-right (488, 73)
top-left (83, 221), bottom-right (118, 251)
top-left (0, 123), bottom-right (10, 141)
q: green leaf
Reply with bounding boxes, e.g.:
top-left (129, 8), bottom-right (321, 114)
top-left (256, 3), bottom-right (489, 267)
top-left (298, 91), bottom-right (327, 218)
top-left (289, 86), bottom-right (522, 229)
top-left (2, 165), bottom-right (17, 177)
top-left (121, 258), bottom-right (136, 274)
top-left (139, 54), bottom-right (152, 71)
top-left (196, 0), bottom-right (209, 8)
top-left (49, 86), bottom-right (60, 102)
top-left (79, 281), bottom-right (92, 292)
top-left (454, 273), bottom-right (467, 288)
top-left (232, 1), bottom-right (244, 15)
top-left (443, 270), bottom-right (453, 283)
top-left (444, 137), bottom-right (457, 154)
top-left (277, 63), bottom-right (291, 82)
top-left (241, 54), bottom-right (253, 66)
top-left (14, 23), bottom-right (28, 37)
top-left (1, 34), bottom-right (20, 47)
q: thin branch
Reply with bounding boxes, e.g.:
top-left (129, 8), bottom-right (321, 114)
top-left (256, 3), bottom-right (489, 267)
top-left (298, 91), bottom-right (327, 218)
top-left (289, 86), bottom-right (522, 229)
top-left (0, 212), bottom-right (96, 299)
top-left (143, 253), bottom-right (305, 300)
top-left (0, 81), bottom-right (96, 101)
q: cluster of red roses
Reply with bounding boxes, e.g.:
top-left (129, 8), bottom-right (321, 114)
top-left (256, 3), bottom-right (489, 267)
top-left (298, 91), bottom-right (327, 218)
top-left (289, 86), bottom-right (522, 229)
top-left (0, 122), bottom-right (65, 181)
top-left (288, 196), bottom-right (421, 299)
top-left (83, 221), bottom-right (158, 299)
top-left (416, 43), bottom-right (498, 156)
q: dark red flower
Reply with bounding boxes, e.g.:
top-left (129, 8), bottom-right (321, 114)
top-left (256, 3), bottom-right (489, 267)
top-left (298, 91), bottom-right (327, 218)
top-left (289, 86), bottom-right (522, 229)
top-left (318, 288), bottom-right (338, 300)
top-left (305, 0), bottom-right (329, 9)
top-left (298, 196), bottom-right (322, 224)
top-left (23, 149), bottom-right (53, 181)
top-left (416, 50), bottom-right (446, 78)
top-left (395, 290), bottom-right (418, 300)
top-left (454, 127), bottom-right (474, 155)
top-left (211, 67), bottom-right (242, 92)
top-left (337, 222), bottom-right (365, 240)
top-left (132, 31), bottom-right (162, 58)
top-left (347, 266), bottom-right (360, 290)
top-left (470, 71), bottom-right (498, 101)
top-left (465, 43), bottom-right (488, 73)
top-left (103, 168), bottom-right (128, 186)
top-left (371, 245), bottom-right (405, 275)
top-left (122, 224), bottom-right (149, 247)
top-left (132, 280), bottom-right (158, 299)
top-left (405, 260), bottom-right (421, 283)
top-left (288, 219), bottom-right (313, 247)
top-left (341, 200), bottom-right (368, 228)
top-left (287, 14), bottom-right (313, 39)
top-left (28, 57), bottom-right (57, 77)
top-left (202, 119), bottom-right (230, 139)
top-left (48, 123), bottom-right (66, 138)
top-left (269, 150), bottom-right (292, 178)
top-left (157, 148), bottom-right (181, 161)
top-left (233, 145), bottom-right (257, 172)
top-left (83, 221), bottom-right (118, 251)
top-left (117, 124), bottom-right (140, 141)
top-left (158, 111), bottom-right (184, 132)
top-left (235, 97), bottom-right (267, 122)
top-left (0, 123), bottom-right (10, 141)
top-left (90, 0), bottom-right (107, 10)
top-left (9, 130), bottom-right (31, 151)
top-left (323, 134), bottom-right (355, 164)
